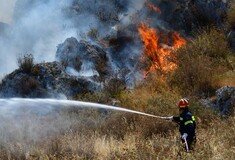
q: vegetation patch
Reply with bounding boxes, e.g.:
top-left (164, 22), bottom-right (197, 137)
top-left (17, 54), bottom-right (34, 74)
top-left (228, 3), bottom-right (235, 29)
top-left (170, 28), bottom-right (233, 97)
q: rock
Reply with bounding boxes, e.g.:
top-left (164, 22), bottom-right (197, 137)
top-left (214, 86), bottom-right (235, 116)
top-left (0, 61), bottom-right (100, 98)
top-left (56, 37), bottom-right (108, 78)
top-left (0, 71), bottom-right (48, 98)
top-left (200, 98), bottom-right (214, 108)
top-left (201, 86), bottom-right (235, 116)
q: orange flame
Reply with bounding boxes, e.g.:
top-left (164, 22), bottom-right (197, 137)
top-left (146, 2), bottom-right (161, 13)
top-left (138, 23), bottom-right (186, 77)
top-left (172, 32), bottom-right (187, 49)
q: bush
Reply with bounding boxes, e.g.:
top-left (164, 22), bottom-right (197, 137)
top-left (16, 77), bottom-right (40, 96)
top-left (104, 77), bottom-right (126, 98)
top-left (227, 3), bottom-right (235, 29)
top-left (17, 54), bottom-right (34, 73)
top-left (170, 28), bottom-right (232, 97)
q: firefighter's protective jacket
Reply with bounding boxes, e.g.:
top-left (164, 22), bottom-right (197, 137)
top-left (173, 108), bottom-right (196, 137)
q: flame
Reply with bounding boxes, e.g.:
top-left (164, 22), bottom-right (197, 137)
top-left (172, 32), bottom-right (187, 49)
top-left (138, 23), bottom-right (186, 77)
top-left (146, 2), bottom-right (161, 13)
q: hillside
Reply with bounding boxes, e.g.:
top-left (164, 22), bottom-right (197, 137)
top-left (0, 0), bottom-right (235, 159)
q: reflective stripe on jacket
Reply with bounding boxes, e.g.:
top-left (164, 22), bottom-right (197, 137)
top-left (180, 116), bottom-right (195, 126)
top-left (173, 109), bottom-right (196, 136)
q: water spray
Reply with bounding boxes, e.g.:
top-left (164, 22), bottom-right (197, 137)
top-left (0, 98), bottom-right (168, 119)
top-left (0, 98), bottom-right (170, 156)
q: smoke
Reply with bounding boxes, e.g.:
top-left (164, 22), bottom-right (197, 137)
top-left (0, 0), bottom-right (147, 80)
top-left (0, 0), bottom-right (77, 79)
top-left (0, 0), bottom-right (16, 24)
top-left (0, 0), bottom-right (228, 81)
top-left (2, 0), bottom-right (188, 90)
top-left (67, 0), bottom-right (147, 84)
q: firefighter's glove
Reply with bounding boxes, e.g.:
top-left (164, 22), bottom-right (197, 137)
top-left (181, 133), bottom-right (188, 140)
top-left (165, 116), bottom-right (173, 121)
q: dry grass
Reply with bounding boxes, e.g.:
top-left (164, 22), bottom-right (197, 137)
top-left (217, 71), bottom-right (235, 87)
top-left (0, 73), bottom-right (227, 159)
top-left (0, 76), bottom-right (234, 159)
top-left (119, 73), bottom-right (180, 113)
top-left (1, 113), bottom-right (235, 160)
top-left (1, 26), bottom-right (235, 160)
top-left (170, 28), bottom-right (233, 97)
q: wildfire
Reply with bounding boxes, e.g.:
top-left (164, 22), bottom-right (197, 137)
top-left (138, 23), bottom-right (186, 76)
top-left (172, 32), bottom-right (187, 49)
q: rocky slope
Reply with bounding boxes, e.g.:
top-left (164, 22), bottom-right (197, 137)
top-left (56, 37), bottom-right (109, 79)
top-left (201, 86), bottom-right (235, 116)
top-left (0, 38), bottom-right (129, 98)
top-left (0, 0), bottom-right (234, 115)
top-left (0, 61), bottom-right (99, 98)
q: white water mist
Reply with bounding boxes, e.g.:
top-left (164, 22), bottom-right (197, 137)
top-left (0, 98), bottom-right (165, 147)
top-left (0, 98), bottom-right (164, 118)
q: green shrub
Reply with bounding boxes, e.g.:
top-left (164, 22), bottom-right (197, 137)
top-left (170, 28), bottom-right (232, 97)
top-left (17, 54), bottom-right (34, 73)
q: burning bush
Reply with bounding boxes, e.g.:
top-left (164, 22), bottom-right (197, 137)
top-left (138, 23), bottom-right (186, 76)
top-left (170, 28), bottom-right (233, 97)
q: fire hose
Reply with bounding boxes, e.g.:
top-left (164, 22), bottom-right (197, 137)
top-left (144, 115), bottom-right (169, 119)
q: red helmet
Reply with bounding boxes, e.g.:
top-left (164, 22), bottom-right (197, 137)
top-left (178, 98), bottom-right (189, 109)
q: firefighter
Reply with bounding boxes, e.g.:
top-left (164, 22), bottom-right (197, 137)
top-left (166, 98), bottom-right (196, 151)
